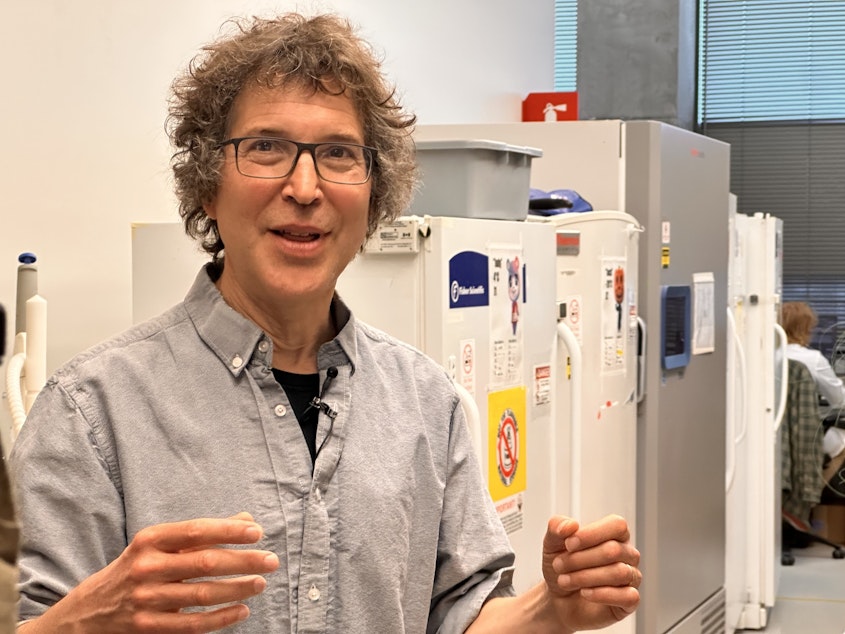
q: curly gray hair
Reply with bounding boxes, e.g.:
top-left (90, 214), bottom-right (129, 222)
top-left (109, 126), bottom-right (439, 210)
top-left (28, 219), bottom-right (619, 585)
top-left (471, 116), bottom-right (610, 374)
top-left (166, 12), bottom-right (418, 260)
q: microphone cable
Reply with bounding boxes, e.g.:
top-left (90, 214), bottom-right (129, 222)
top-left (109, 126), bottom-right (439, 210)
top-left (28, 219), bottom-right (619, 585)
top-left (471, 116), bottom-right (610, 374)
top-left (308, 366), bottom-right (339, 460)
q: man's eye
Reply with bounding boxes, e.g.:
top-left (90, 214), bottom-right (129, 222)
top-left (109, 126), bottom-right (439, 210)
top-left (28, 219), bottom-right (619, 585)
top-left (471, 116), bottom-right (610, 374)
top-left (252, 140), bottom-right (280, 152)
top-left (320, 145), bottom-right (362, 161)
top-left (328, 145), bottom-right (352, 158)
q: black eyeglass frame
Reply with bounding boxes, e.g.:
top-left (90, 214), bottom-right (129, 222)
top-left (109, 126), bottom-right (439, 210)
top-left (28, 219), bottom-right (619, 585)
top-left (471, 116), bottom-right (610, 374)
top-left (217, 136), bottom-right (378, 185)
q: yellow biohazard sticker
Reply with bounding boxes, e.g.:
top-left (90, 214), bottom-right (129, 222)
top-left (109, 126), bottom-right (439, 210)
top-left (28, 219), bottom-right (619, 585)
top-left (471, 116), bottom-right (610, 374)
top-left (487, 387), bottom-right (527, 501)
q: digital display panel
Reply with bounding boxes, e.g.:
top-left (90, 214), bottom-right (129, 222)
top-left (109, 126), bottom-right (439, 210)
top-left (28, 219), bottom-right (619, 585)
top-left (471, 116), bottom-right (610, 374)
top-left (661, 285), bottom-right (692, 370)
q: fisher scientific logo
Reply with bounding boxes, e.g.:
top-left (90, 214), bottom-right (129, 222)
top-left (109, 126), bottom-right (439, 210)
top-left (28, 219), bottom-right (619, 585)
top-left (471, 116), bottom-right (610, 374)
top-left (449, 251), bottom-right (489, 309)
top-left (450, 281), bottom-right (486, 304)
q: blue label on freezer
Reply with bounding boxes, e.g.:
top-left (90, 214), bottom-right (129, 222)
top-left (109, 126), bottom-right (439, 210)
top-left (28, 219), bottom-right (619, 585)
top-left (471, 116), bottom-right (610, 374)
top-left (449, 251), bottom-right (489, 309)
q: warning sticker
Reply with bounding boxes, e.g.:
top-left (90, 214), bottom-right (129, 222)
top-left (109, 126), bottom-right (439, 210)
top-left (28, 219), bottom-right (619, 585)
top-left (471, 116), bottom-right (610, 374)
top-left (534, 364), bottom-right (551, 406)
top-left (564, 294), bottom-right (583, 345)
top-left (495, 493), bottom-right (525, 535)
top-left (459, 338), bottom-right (476, 396)
top-left (497, 413), bottom-right (519, 486)
top-left (487, 387), bottom-right (527, 502)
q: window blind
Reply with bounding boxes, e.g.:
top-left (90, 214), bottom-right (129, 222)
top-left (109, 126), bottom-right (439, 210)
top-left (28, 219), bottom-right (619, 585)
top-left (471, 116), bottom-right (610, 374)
top-left (699, 1), bottom-right (845, 124)
top-left (554, 0), bottom-right (577, 91)
top-left (699, 1), bottom-right (845, 357)
top-left (705, 120), bottom-right (845, 356)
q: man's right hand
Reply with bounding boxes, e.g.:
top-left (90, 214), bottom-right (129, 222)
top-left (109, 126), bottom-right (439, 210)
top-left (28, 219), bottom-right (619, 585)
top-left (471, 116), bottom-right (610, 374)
top-left (19, 512), bottom-right (279, 633)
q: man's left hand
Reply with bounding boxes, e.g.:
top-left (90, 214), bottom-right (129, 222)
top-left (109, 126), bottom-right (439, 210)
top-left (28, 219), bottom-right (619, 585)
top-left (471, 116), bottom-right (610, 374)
top-left (542, 514), bottom-right (641, 630)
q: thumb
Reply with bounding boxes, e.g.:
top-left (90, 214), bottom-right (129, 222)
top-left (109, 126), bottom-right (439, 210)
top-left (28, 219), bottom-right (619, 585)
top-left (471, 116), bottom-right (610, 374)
top-left (543, 516), bottom-right (578, 554)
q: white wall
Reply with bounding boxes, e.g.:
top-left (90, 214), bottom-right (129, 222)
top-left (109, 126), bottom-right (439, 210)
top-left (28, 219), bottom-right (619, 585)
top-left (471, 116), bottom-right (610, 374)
top-left (0, 0), bottom-right (553, 445)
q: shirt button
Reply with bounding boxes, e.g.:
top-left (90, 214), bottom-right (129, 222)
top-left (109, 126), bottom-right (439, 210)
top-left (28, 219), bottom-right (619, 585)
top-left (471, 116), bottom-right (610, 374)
top-left (308, 584), bottom-right (321, 601)
top-left (274, 404), bottom-right (287, 417)
top-left (258, 341), bottom-right (269, 353)
top-left (231, 355), bottom-right (243, 368)
top-left (314, 488), bottom-right (322, 501)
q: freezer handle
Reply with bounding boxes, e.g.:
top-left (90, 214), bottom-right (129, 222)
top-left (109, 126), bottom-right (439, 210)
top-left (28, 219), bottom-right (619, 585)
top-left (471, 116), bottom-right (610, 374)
top-left (453, 380), bottom-right (484, 476)
top-left (773, 323), bottom-right (788, 433)
top-left (636, 317), bottom-right (646, 403)
top-left (556, 321), bottom-right (582, 521)
top-left (725, 305), bottom-right (748, 492)
top-left (728, 306), bottom-right (748, 446)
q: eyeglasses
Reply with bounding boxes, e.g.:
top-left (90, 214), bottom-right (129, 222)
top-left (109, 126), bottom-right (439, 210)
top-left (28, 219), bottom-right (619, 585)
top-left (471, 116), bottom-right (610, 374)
top-left (218, 137), bottom-right (377, 185)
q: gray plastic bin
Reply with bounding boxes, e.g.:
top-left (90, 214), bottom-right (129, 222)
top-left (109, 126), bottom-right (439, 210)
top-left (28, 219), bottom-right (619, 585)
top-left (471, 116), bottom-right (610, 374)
top-left (410, 139), bottom-right (542, 220)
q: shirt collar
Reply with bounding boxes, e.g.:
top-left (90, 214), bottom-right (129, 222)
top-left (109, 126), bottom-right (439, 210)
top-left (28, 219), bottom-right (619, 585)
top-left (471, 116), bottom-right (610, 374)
top-left (320, 295), bottom-right (358, 375)
top-left (183, 264), bottom-right (357, 376)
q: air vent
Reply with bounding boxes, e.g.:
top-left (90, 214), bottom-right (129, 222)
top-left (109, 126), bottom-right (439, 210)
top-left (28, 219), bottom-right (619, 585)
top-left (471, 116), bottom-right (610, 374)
top-left (700, 594), bottom-right (726, 634)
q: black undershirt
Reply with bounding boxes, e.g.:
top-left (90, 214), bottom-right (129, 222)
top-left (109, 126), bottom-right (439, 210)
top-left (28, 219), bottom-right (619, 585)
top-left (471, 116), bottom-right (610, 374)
top-left (272, 368), bottom-right (320, 464)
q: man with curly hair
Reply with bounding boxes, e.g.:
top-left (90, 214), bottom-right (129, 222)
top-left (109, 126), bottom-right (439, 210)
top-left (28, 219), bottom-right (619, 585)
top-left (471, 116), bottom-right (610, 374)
top-left (11, 13), bottom-right (639, 633)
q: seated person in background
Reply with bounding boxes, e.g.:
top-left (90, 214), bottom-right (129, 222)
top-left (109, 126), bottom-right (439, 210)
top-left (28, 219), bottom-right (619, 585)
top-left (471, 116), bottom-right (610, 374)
top-left (782, 301), bottom-right (845, 458)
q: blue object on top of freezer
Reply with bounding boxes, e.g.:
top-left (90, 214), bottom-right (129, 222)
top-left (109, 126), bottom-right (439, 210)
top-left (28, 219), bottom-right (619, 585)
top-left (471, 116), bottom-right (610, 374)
top-left (528, 188), bottom-right (571, 211)
top-left (528, 188), bottom-right (593, 215)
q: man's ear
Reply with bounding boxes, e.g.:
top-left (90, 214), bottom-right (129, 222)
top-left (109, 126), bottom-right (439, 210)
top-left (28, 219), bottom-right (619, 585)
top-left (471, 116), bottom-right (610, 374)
top-left (203, 199), bottom-right (217, 220)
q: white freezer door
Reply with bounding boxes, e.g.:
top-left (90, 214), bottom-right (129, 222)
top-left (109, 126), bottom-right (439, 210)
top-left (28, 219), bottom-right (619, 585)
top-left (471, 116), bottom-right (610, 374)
top-left (727, 212), bottom-right (786, 631)
top-left (545, 211), bottom-right (640, 634)
top-left (339, 216), bottom-right (559, 594)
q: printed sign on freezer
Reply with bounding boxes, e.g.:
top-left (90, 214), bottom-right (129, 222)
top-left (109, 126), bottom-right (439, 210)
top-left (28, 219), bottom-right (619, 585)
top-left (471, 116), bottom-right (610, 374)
top-left (489, 247), bottom-right (525, 389)
top-left (487, 386), bottom-right (527, 535)
top-left (602, 258), bottom-right (627, 373)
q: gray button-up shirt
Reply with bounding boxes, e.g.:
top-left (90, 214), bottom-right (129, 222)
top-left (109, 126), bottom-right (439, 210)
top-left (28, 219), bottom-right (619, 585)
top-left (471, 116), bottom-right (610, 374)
top-left (11, 266), bottom-right (515, 633)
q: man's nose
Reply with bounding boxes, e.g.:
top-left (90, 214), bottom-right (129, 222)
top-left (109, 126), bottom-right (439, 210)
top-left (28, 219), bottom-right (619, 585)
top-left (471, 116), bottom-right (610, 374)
top-left (282, 150), bottom-right (321, 204)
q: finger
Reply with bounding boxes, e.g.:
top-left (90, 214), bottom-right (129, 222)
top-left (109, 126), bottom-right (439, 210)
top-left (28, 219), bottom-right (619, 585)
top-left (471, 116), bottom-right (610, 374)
top-left (563, 514), bottom-right (630, 552)
top-left (131, 603), bottom-right (250, 633)
top-left (543, 516), bottom-right (579, 554)
top-left (555, 560), bottom-right (641, 591)
top-left (133, 517), bottom-right (266, 554)
top-left (579, 585), bottom-right (640, 616)
top-left (625, 562), bottom-right (642, 589)
top-left (132, 575), bottom-right (269, 612)
top-left (553, 540), bottom-right (640, 576)
top-left (134, 548), bottom-right (280, 584)
top-left (178, 514), bottom-right (258, 554)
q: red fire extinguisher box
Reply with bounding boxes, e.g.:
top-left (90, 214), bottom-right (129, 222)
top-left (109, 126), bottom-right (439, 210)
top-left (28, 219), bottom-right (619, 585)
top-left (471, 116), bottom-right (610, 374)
top-left (522, 92), bottom-right (578, 122)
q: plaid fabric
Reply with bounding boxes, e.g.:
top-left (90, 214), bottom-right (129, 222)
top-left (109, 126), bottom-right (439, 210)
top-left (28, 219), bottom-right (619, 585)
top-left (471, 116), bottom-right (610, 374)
top-left (782, 359), bottom-right (826, 522)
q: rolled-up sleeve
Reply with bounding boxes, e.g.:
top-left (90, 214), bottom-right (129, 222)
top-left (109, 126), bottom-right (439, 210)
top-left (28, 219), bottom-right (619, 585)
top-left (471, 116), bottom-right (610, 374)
top-left (427, 401), bottom-right (516, 634)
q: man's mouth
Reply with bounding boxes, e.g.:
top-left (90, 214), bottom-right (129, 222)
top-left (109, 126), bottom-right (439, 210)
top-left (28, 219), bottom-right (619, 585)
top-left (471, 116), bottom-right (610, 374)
top-left (274, 229), bottom-right (321, 242)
